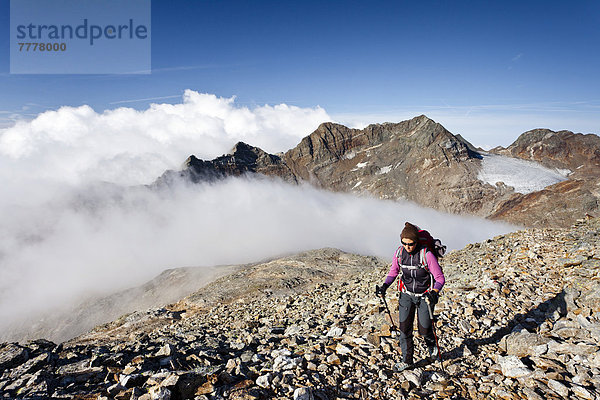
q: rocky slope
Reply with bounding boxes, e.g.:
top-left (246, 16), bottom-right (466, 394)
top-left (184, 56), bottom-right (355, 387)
top-left (2, 217), bottom-right (600, 399)
top-left (488, 178), bottom-right (600, 228)
top-left (158, 116), bottom-right (600, 228)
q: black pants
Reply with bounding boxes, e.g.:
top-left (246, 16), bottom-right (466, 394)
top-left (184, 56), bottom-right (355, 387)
top-left (398, 292), bottom-right (436, 363)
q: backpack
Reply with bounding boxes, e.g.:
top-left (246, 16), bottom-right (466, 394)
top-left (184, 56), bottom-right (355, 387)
top-left (414, 227), bottom-right (446, 259)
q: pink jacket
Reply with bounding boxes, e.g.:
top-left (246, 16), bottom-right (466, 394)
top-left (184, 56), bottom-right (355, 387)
top-left (385, 247), bottom-right (445, 292)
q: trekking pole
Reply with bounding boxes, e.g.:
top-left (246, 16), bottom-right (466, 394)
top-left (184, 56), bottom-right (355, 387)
top-left (425, 296), bottom-right (444, 371)
top-left (375, 285), bottom-right (397, 331)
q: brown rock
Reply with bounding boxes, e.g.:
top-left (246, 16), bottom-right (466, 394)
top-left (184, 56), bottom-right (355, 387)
top-left (229, 388), bottom-right (262, 400)
top-left (195, 382), bottom-right (215, 396)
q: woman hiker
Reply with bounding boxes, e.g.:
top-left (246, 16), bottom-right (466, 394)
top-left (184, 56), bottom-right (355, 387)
top-left (377, 222), bottom-right (445, 372)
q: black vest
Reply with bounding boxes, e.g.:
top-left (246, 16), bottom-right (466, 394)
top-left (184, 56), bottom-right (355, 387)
top-left (398, 245), bottom-right (432, 294)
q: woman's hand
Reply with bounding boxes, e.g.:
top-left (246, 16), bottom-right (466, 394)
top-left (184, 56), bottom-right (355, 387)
top-left (427, 289), bottom-right (439, 305)
top-left (375, 283), bottom-right (390, 297)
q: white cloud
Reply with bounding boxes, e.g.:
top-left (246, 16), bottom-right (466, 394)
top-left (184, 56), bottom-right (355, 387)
top-left (0, 92), bottom-right (521, 342)
top-left (0, 93), bottom-right (332, 339)
top-left (0, 176), bottom-right (515, 341)
top-left (0, 90), bottom-right (331, 186)
top-left (109, 94), bottom-right (182, 105)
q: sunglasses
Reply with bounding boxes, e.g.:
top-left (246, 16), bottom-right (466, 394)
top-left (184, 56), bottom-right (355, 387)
top-left (401, 241), bottom-right (416, 246)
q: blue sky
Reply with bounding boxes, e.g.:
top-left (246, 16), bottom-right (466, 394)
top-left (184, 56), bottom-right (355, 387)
top-left (1, 0), bottom-right (599, 147)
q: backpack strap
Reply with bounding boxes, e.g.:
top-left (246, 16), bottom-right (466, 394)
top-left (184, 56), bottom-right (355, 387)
top-left (395, 246), bottom-right (404, 292)
top-left (396, 246), bottom-right (433, 292)
top-left (420, 247), bottom-right (435, 291)
top-left (397, 246), bottom-right (428, 269)
top-left (420, 247), bottom-right (428, 270)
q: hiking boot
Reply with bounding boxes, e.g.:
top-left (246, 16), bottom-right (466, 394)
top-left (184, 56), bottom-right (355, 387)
top-left (428, 346), bottom-right (439, 362)
top-left (393, 361), bottom-right (413, 372)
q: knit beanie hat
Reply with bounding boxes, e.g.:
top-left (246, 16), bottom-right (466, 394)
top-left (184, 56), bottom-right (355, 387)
top-left (401, 222), bottom-right (419, 242)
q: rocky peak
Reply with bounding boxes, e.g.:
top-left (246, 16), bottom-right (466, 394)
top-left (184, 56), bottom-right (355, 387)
top-left (287, 115), bottom-right (471, 167)
top-left (280, 115), bottom-right (493, 216)
top-left (156, 142), bottom-right (297, 186)
top-left (228, 141), bottom-right (264, 163)
top-left (288, 122), bottom-right (364, 164)
top-left (491, 128), bottom-right (600, 178)
top-left (283, 115), bottom-right (478, 180)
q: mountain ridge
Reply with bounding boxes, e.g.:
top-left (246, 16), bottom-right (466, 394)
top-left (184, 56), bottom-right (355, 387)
top-left (157, 115), bottom-right (600, 228)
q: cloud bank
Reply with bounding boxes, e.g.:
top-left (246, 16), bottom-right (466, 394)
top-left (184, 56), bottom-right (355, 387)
top-left (0, 176), bottom-right (515, 341)
top-left (0, 92), bottom-right (517, 341)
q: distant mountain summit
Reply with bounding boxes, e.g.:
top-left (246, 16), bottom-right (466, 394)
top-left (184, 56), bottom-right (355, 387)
top-left (156, 142), bottom-right (296, 185)
top-left (491, 128), bottom-right (600, 178)
top-left (277, 115), bottom-right (508, 217)
top-left (156, 116), bottom-right (600, 228)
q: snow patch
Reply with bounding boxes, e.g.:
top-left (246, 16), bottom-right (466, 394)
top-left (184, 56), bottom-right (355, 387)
top-left (351, 162), bottom-right (368, 172)
top-left (478, 154), bottom-right (569, 194)
top-left (443, 140), bottom-right (454, 149)
top-left (555, 168), bottom-right (572, 177)
top-left (344, 151), bottom-right (357, 160)
top-left (377, 165), bottom-right (393, 175)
